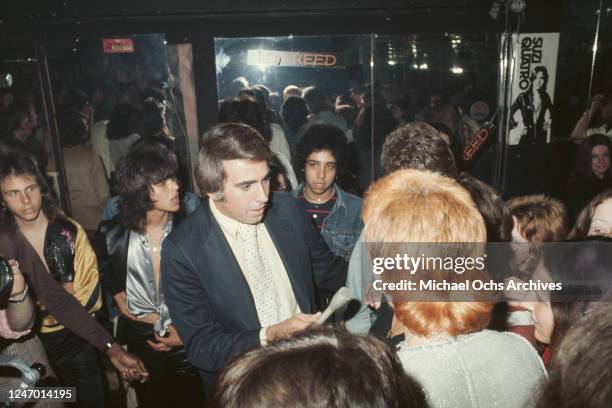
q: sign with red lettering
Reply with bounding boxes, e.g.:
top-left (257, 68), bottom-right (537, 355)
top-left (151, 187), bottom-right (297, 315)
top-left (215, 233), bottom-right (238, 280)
top-left (247, 49), bottom-right (342, 68)
top-left (102, 38), bottom-right (135, 54)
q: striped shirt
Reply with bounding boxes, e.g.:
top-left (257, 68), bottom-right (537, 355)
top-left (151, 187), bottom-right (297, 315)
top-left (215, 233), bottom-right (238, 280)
top-left (296, 189), bottom-right (337, 231)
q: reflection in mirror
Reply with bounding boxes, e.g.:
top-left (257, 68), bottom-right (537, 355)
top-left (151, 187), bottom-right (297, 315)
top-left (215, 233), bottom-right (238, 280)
top-left (215, 35), bottom-right (373, 194)
top-left (215, 33), bottom-right (500, 193)
top-left (375, 34), bottom-right (499, 185)
top-left (43, 34), bottom-right (195, 232)
top-left (0, 57), bottom-right (58, 193)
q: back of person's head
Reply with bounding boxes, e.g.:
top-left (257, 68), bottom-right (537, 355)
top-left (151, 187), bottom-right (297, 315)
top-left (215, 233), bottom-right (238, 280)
top-left (107, 102), bottom-right (142, 140)
top-left (294, 123), bottom-right (347, 182)
top-left (0, 142), bottom-right (61, 223)
top-left (458, 172), bottom-right (512, 242)
top-left (364, 169), bottom-right (486, 249)
top-left (116, 142), bottom-right (178, 233)
top-left (253, 84), bottom-right (270, 106)
top-left (381, 122), bottom-right (458, 178)
top-left (302, 86), bottom-right (327, 113)
top-left (363, 169), bottom-right (491, 337)
top-left (336, 105), bottom-right (356, 127)
top-left (237, 87), bottom-right (267, 113)
top-left (58, 111), bottom-right (89, 147)
top-left (211, 327), bottom-right (425, 408)
top-left (226, 76), bottom-right (249, 98)
top-left (283, 85), bottom-right (301, 101)
top-left (280, 96), bottom-right (308, 131)
top-left (575, 133), bottom-right (612, 180)
top-left (217, 98), bottom-right (269, 142)
top-left (537, 303), bottom-right (612, 408)
top-left (568, 188), bottom-right (612, 239)
top-left (196, 123), bottom-right (272, 196)
top-left (141, 86), bottom-right (165, 106)
top-left (61, 89), bottom-right (90, 114)
top-left (507, 195), bottom-right (568, 243)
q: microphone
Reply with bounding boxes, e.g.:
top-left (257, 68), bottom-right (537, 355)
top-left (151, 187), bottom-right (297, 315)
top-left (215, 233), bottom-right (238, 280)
top-left (315, 287), bottom-right (354, 325)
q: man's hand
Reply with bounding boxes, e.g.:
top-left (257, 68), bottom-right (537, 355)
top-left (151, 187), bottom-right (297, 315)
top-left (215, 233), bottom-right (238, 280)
top-left (265, 312), bottom-right (321, 342)
top-left (146, 324), bottom-right (183, 352)
top-left (113, 291), bottom-right (136, 320)
top-left (590, 94), bottom-right (605, 115)
top-left (106, 342), bottom-right (149, 383)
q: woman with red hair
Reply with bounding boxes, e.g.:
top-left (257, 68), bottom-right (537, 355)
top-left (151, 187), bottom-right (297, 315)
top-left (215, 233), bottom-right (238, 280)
top-left (363, 169), bottom-right (546, 408)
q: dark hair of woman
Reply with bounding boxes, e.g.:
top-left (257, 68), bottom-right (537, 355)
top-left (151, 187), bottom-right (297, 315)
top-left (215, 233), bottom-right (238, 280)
top-left (293, 123), bottom-right (348, 185)
top-left (575, 133), bottom-right (612, 180)
top-left (280, 96), bottom-right (308, 133)
top-left (115, 142), bottom-right (178, 234)
top-left (458, 172), bottom-right (513, 242)
top-left (107, 103), bottom-right (142, 140)
top-left (217, 98), bottom-right (271, 142)
top-left (0, 143), bottom-right (63, 224)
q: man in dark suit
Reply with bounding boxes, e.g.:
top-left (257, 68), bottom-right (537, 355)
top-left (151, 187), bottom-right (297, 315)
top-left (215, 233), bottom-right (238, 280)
top-left (161, 123), bottom-right (345, 393)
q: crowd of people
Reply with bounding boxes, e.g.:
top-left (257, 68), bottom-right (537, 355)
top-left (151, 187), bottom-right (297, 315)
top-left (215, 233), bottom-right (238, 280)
top-left (0, 74), bottom-right (611, 408)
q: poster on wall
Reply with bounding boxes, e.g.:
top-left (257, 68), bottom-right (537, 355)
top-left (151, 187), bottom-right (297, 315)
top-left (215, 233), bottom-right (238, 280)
top-left (508, 33), bottom-right (560, 145)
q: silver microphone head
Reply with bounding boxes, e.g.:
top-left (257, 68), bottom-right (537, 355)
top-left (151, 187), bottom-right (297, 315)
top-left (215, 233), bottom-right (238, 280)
top-left (315, 287), bottom-right (354, 324)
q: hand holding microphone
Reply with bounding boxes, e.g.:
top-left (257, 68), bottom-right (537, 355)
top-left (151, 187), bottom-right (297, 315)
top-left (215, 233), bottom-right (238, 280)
top-left (265, 287), bottom-right (355, 342)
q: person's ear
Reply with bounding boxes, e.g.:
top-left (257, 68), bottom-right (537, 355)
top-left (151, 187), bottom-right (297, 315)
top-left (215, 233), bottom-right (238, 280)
top-left (207, 191), bottom-right (223, 201)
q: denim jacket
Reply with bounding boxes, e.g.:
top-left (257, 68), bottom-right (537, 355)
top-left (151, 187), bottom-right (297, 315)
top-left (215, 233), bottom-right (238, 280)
top-left (292, 183), bottom-right (363, 260)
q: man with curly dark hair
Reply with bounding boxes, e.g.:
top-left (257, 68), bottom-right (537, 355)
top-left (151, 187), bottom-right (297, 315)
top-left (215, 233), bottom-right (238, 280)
top-left (100, 141), bottom-right (204, 407)
top-left (292, 124), bottom-right (363, 261)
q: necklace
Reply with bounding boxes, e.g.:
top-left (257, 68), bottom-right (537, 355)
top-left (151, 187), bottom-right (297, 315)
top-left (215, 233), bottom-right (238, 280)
top-left (303, 186), bottom-right (335, 204)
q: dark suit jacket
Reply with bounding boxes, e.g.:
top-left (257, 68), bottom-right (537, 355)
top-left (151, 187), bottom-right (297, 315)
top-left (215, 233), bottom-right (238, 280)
top-left (160, 192), bottom-right (346, 391)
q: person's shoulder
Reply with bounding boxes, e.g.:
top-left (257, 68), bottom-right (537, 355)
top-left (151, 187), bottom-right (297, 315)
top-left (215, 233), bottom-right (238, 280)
top-left (267, 192), bottom-right (301, 218)
top-left (168, 203), bottom-right (209, 244)
top-left (471, 330), bottom-right (540, 356)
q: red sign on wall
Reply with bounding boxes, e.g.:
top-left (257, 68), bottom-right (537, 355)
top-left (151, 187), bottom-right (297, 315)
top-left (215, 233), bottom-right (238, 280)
top-left (102, 38), bottom-right (135, 54)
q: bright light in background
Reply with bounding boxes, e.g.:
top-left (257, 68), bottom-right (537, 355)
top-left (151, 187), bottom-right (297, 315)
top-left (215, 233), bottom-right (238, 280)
top-left (370, 60), bottom-right (374, 68)
top-left (388, 60), bottom-right (397, 66)
top-left (412, 63), bottom-right (418, 69)
top-left (451, 66), bottom-right (464, 74)
top-left (419, 63), bottom-right (428, 70)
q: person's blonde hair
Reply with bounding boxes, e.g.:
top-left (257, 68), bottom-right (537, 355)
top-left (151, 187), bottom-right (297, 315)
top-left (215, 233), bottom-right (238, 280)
top-left (363, 169), bottom-right (492, 337)
top-left (507, 194), bottom-right (568, 243)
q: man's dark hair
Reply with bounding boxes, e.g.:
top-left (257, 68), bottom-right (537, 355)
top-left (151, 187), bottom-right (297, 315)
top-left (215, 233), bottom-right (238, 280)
top-left (58, 111), bottom-right (89, 147)
top-left (196, 123), bottom-right (272, 195)
top-left (217, 98), bottom-right (269, 142)
top-left (301, 86), bottom-right (328, 114)
top-left (141, 100), bottom-right (165, 138)
top-left (458, 172), bottom-right (512, 242)
top-left (61, 89), bottom-right (90, 114)
top-left (0, 142), bottom-right (62, 223)
top-left (107, 103), bottom-right (142, 140)
top-left (280, 96), bottom-right (308, 133)
top-left (381, 122), bottom-right (458, 178)
top-left (294, 124), bottom-right (348, 184)
top-left (211, 327), bottom-right (425, 408)
top-left (116, 142), bottom-right (178, 233)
